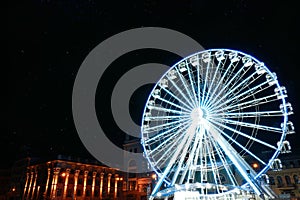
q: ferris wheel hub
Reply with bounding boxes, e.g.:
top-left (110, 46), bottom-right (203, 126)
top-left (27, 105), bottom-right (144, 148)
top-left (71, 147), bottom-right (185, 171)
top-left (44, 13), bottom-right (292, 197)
top-left (191, 107), bottom-right (204, 124)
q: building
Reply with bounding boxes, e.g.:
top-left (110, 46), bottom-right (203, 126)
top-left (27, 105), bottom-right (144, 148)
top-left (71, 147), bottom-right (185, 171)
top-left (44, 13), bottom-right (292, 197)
top-left (267, 152), bottom-right (300, 200)
top-left (123, 138), bottom-right (156, 200)
top-left (11, 141), bottom-right (299, 200)
top-left (21, 155), bottom-right (125, 200)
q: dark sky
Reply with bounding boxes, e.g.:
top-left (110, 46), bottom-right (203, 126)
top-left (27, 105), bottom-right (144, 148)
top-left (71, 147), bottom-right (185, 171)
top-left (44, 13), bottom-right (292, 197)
top-left (6, 0), bottom-right (299, 169)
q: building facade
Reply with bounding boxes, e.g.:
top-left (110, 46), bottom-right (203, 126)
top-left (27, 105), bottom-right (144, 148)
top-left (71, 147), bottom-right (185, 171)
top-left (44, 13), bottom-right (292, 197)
top-left (123, 138), bottom-right (156, 200)
top-left (21, 155), bottom-right (124, 200)
top-left (267, 154), bottom-right (300, 200)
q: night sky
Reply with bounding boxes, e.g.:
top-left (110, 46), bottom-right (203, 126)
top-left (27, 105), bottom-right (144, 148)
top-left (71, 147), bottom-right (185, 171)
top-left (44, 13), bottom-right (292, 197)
top-left (7, 0), bottom-right (299, 169)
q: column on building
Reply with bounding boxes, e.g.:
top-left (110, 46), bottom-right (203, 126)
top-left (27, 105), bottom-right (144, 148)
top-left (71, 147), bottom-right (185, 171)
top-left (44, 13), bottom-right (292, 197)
top-left (31, 169), bottom-right (38, 199)
top-left (51, 167), bottom-right (61, 199)
top-left (26, 171), bottom-right (34, 200)
top-left (22, 172), bottom-right (30, 200)
top-left (43, 168), bottom-right (51, 199)
top-left (36, 186), bottom-right (41, 200)
top-left (82, 170), bottom-right (89, 197)
top-left (108, 173), bottom-right (112, 195)
top-left (92, 171), bottom-right (97, 199)
top-left (100, 172), bottom-right (104, 199)
top-left (114, 174), bottom-right (119, 199)
top-left (73, 169), bottom-right (80, 199)
top-left (62, 168), bottom-right (71, 199)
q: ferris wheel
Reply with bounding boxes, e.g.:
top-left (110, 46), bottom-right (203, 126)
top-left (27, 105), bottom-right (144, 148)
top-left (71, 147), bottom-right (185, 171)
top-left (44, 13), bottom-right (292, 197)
top-left (140, 49), bottom-right (295, 199)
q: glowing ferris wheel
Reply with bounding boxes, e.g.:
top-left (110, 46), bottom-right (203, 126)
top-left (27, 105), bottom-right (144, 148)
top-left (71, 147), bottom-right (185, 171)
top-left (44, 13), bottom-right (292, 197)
top-left (140, 49), bottom-right (295, 199)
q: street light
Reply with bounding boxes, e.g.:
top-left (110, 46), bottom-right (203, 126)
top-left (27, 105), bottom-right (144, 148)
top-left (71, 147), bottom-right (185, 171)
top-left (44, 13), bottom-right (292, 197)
top-left (151, 174), bottom-right (157, 180)
top-left (252, 163), bottom-right (259, 169)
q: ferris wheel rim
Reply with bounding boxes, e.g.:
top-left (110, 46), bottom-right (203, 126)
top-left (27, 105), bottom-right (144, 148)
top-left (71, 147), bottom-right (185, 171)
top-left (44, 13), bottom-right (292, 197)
top-left (140, 48), bottom-right (292, 198)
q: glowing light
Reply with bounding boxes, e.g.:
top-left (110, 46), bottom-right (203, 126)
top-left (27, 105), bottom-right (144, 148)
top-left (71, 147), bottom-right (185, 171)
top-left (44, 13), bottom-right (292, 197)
top-left (152, 174), bottom-right (157, 180)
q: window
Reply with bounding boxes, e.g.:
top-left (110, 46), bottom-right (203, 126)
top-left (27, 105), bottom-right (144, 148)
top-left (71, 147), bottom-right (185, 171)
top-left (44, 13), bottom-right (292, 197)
top-left (269, 176), bottom-right (275, 185)
top-left (94, 189), bottom-right (99, 197)
top-left (77, 190), bottom-right (82, 196)
top-left (96, 177), bottom-right (100, 185)
top-left (293, 175), bottom-right (299, 184)
top-left (277, 176), bottom-right (283, 186)
top-left (285, 175), bottom-right (291, 185)
top-left (58, 176), bottom-right (63, 183)
top-left (88, 177), bottom-right (93, 185)
top-left (69, 177), bottom-right (74, 184)
top-left (67, 189), bottom-right (72, 197)
top-left (56, 188), bottom-right (62, 196)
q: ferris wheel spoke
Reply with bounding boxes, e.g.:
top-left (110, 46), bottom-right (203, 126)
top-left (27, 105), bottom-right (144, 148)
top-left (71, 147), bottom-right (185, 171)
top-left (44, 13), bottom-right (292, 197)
top-left (143, 117), bottom-right (190, 133)
top-left (231, 72), bottom-right (264, 99)
top-left (210, 110), bottom-right (284, 118)
top-left (153, 96), bottom-right (192, 113)
top-left (208, 134), bottom-right (239, 186)
top-left (160, 86), bottom-right (193, 111)
top-left (209, 79), bottom-right (271, 112)
top-left (176, 126), bottom-right (204, 184)
top-left (173, 67), bottom-right (198, 107)
top-left (165, 77), bottom-right (195, 109)
top-left (144, 119), bottom-right (190, 145)
top-left (196, 64), bottom-right (202, 106)
top-left (153, 133), bottom-right (185, 167)
top-left (204, 61), bottom-right (247, 108)
top-left (229, 65), bottom-right (253, 90)
top-left (206, 68), bottom-right (262, 110)
top-left (202, 60), bottom-right (223, 107)
top-left (202, 119), bottom-right (263, 195)
top-left (170, 128), bottom-right (197, 185)
top-left (186, 62), bottom-right (199, 106)
top-left (146, 117), bottom-right (189, 132)
top-left (224, 61), bottom-right (258, 95)
top-left (146, 114), bottom-right (189, 121)
top-left (147, 122), bottom-right (191, 156)
top-left (207, 71), bottom-right (264, 110)
top-left (150, 123), bottom-right (197, 196)
top-left (205, 137), bottom-right (223, 192)
top-left (213, 83), bottom-right (272, 112)
top-left (208, 121), bottom-right (267, 166)
top-left (178, 125), bottom-right (206, 184)
top-left (200, 58), bottom-right (212, 106)
top-left (209, 119), bottom-right (277, 150)
top-left (199, 134), bottom-right (209, 184)
top-left (154, 122), bottom-right (191, 155)
top-left (214, 118), bottom-right (282, 134)
top-left (215, 93), bottom-right (278, 114)
top-left (204, 61), bottom-right (236, 108)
